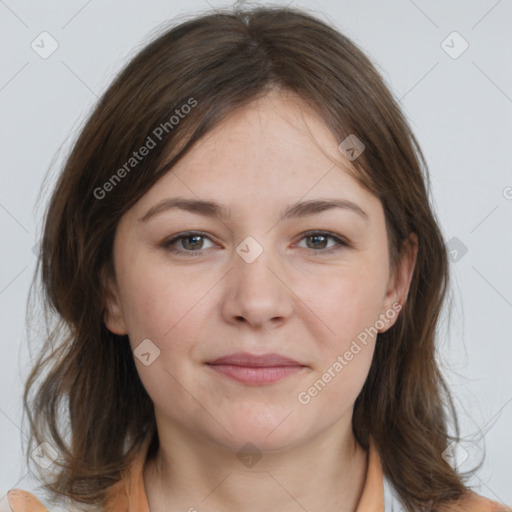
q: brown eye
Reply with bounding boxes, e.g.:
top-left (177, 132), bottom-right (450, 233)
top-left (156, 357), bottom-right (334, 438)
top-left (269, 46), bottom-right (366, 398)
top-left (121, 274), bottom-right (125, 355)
top-left (296, 231), bottom-right (350, 252)
top-left (180, 234), bottom-right (205, 250)
top-left (305, 234), bottom-right (329, 249)
top-left (161, 232), bottom-right (216, 255)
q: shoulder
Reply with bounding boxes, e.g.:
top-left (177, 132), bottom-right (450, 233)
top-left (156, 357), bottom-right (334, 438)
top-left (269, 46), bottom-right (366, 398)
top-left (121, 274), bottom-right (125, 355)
top-left (442, 490), bottom-right (511, 512)
top-left (7, 489), bottom-right (48, 511)
top-left (6, 489), bottom-right (88, 512)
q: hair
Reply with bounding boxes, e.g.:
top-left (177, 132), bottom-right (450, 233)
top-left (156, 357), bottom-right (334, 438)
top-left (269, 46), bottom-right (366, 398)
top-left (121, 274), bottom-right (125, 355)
top-left (23, 4), bottom-right (479, 511)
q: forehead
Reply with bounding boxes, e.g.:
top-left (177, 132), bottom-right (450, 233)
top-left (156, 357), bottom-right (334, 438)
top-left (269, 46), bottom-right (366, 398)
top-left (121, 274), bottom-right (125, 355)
top-left (187, 90), bottom-right (342, 181)
top-left (130, 89), bottom-right (380, 224)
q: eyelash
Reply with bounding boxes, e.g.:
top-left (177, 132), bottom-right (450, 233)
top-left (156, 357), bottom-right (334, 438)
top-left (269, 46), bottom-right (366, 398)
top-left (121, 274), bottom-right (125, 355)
top-left (160, 230), bottom-right (351, 256)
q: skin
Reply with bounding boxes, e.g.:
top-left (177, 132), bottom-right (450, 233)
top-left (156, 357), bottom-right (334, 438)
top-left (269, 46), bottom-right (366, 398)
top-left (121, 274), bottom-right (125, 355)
top-left (104, 88), bottom-right (417, 512)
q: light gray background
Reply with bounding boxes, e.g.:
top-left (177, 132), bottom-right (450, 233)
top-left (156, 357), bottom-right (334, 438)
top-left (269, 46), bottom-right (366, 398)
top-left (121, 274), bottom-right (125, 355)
top-left (1, 0), bottom-right (511, 509)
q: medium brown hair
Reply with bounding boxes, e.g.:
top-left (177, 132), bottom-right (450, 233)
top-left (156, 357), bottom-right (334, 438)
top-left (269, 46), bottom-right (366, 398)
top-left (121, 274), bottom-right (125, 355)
top-left (24, 5), bottom-right (476, 511)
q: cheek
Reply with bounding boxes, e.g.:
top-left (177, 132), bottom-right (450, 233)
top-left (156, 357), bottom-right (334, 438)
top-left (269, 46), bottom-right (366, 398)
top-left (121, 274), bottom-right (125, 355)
top-left (114, 258), bottom-right (208, 409)
top-left (115, 251), bottom-right (211, 343)
top-left (295, 270), bottom-right (381, 413)
top-left (298, 261), bottom-right (388, 339)
top-left (294, 259), bottom-right (387, 392)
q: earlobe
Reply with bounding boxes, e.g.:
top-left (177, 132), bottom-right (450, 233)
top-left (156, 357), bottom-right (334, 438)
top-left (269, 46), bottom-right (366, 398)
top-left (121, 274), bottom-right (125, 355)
top-left (379, 233), bottom-right (418, 333)
top-left (102, 270), bottom-right (128, 335)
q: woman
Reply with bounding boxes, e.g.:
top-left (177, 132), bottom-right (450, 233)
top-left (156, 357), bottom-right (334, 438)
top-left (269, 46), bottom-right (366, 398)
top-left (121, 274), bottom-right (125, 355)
top-left (8, 5), bottom-right (510, 512)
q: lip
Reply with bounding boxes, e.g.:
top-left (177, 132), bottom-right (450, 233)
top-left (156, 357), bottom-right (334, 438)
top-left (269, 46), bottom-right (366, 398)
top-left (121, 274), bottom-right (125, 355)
top-left (206, 352), bottom-right (307, 385)
top-left (207, 352), bottom-right (304, 367)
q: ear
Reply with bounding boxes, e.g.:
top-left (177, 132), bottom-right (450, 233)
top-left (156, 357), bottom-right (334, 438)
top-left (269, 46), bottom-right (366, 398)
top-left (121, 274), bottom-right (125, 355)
top-left (378, 232), bottom-right (418, 333)
top-left (101, 265), bottom-right (128, 335)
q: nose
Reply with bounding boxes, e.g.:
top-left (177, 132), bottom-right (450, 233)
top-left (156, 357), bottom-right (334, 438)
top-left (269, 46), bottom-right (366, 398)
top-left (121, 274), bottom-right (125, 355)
top-left (220, 244), bottom-right (294, 329)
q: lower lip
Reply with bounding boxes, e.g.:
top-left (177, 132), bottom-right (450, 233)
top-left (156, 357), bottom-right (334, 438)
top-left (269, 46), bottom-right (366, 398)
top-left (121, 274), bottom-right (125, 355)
top-left (206, 364), bottom-right (304, 385)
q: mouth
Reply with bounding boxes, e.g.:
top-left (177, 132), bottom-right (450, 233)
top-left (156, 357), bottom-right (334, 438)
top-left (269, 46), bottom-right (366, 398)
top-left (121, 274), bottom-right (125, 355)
top-left (205, 352), bottom-right (307, 385)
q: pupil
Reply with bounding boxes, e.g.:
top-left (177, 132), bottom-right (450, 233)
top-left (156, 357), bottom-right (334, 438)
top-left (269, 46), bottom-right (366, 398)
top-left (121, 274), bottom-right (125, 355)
top-left (308, 235), bottom-right (326, 249)
top-left (184, 235), bottom-right (202, 250)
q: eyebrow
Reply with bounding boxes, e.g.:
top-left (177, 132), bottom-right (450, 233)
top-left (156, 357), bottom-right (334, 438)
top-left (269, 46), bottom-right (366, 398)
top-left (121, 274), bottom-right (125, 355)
top-left (138, 197), bottom-right (369, 223)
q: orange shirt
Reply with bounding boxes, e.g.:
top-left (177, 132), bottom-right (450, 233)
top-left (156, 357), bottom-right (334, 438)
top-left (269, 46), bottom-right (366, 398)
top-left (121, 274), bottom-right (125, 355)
top-left (8, 438), bottom-right (510, 511)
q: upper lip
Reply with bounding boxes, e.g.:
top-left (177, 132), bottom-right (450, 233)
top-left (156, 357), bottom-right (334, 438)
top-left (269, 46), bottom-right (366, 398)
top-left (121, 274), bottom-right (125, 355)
top-left (207, 352), bottom-right (305, 367)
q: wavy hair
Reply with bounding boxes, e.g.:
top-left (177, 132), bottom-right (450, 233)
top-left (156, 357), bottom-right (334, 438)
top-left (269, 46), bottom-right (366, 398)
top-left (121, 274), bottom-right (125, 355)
top-left (24, 5), bottom-right (475, 511)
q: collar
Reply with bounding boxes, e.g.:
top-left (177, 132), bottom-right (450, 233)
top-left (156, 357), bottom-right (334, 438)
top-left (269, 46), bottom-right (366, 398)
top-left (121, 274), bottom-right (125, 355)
top-left (107, 437), bottom-right (385, 512)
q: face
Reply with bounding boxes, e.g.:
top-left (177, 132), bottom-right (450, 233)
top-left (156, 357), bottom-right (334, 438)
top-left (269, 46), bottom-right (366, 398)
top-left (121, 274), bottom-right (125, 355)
top-left (104, 89), bottom-right (416, 452)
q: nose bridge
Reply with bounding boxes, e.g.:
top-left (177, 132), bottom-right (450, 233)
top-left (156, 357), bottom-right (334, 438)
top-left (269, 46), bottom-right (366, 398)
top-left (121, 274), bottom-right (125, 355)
top-left (222, 236), bottom-right (293, 327)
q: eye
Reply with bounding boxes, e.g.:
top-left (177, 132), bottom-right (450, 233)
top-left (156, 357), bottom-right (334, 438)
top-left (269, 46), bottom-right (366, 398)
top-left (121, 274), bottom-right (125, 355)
top-left (295, 230), bottom-right (350, 252)
top-left (161, 230), bottom-right (351, 257)
top-left (161, 232), bottom-right (217, 255)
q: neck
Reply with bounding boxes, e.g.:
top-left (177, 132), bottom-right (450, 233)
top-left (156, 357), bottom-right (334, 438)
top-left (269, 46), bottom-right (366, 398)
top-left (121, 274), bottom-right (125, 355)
top-left (143, 417), bottom-right (368, 512)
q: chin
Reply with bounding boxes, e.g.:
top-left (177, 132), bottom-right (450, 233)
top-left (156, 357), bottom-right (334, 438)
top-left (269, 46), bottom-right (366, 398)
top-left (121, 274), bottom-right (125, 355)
top-left (209, 407), bottom-right (305, 452)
